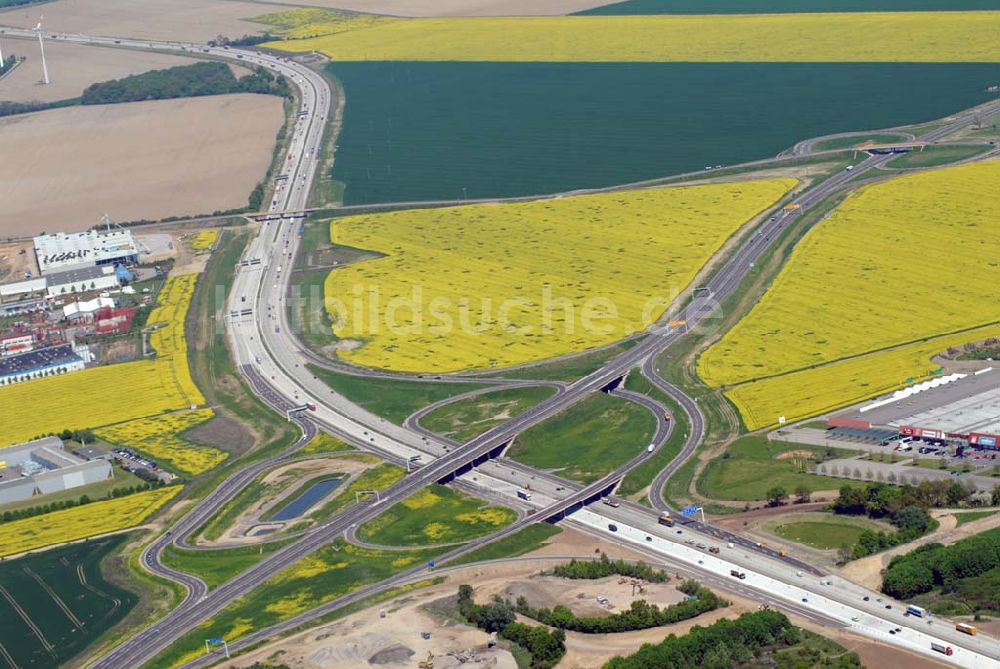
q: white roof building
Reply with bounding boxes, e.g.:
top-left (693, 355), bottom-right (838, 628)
top-left (34, 229), bottom-right (140, 275)
top-left (63, 296), bottom-right (115, 320)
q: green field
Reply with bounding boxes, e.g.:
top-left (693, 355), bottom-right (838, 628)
top-left (616, 372), bottom-right (690, 499)
top-left (161, 541), bottom-right (293, 589)
top-left (508, 392), bottom-right (656, 484)
top-left (419, 386), bottom-right (556, 442)
top-left (149, 540), bottom-right (445, 668)
top-left (298, 432), bottom-right (352, 455)
top-left (888, 144), bottom-right (993, 168)
top-left (579, 0), bottom-right (995, 14)
top-left (449, 524), bottom-right (562, 566)
top-left (954, 509), bottom-right (999, 527)
top-left (358, 484), bottom-right (517, 546)
top-left (309, 364), bottom-right (485, 424)
top-left (329, 61), bottom-right (997, 204)
top-left (0, 536), bottom-right (137, 669)
top-left (310, 462), bottom-right (406, 523)
top-left (486, 340), bottom-right (639, 382)
top-left (698, 436), bottom-right (856, 501)
top-left (812, 133), bottom-right (912, 151)
top-left (771, 515), bottom-right (886, 550)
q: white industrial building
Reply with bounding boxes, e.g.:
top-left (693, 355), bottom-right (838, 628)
top-left (0, 437), bottom-right (112, 505)
top-left (34, 229), bottom-right (140, 275)
top-left (0, 343), bottom-right (87, 386)
top-left (63, 296), bottom-right (115, 321)
top-left (0, 265), bottom-right (121, 300)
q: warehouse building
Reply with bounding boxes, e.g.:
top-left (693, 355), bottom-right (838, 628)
top-left (0, 343), bottom-right (87, 386)
top-left (0, 265), bottom-right (121, 300)
top-left (0, 437), bottom-right (112, 505)
top-left (34, 229), bottom-right (140, 275)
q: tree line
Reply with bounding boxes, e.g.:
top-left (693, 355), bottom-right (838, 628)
top-left (882, 527), bottom-right (1000, 600)
top-left (552, 552), bottom-right (671, 582)
top-left (513, 580), bottom-right (727, 634)
top-left (834, 479), bottom-right (978, 517)
top-left (603, 610), bottom-right (801, 669)
top-left (0, 480), bottom-right (167, 525)
top-left (80, 61), bottom-right (291, 105)
top-left (832, 482), bottom-right (939, 560)
top-left (457, 585), bottom-right (565, 669)
top-left (0, 97), bottom-right (80, 120)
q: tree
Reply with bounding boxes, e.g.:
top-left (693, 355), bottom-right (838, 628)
top-left (766, 486), bottom-right (787, 507)
top-left (992, 485), bottom-right (1000, 506)
top-left (947, 481), bottom-right (969, 506)
top-left (480, 597), bottom-right (516, 633)
top-left (794, 484), bottom-right (811, 503)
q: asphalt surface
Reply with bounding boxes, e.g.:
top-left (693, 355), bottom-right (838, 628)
top-left (8, 27), bottom-right (1000, 668)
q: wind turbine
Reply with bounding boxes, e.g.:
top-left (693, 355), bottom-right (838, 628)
top-left (34, 16), bottom-right (49, 84)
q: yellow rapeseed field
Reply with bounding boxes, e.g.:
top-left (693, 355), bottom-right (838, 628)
top-left (0, 486), bottom-right (181, 558)
top-left (96, 410), bottom-right (228, 476)
top-left (0, 274), bottom-right (204, 445)
top-left (254, 7), bottom-right (395, 39)
top-left (324, 179), bottom-right (795, 373)
top-left (699, 161), bottom-right (1000, 388)
top-left (264, 12), bottom-right (1000, 62)
top-left (727, 323), bottom-right (1000, 431)
top-left (189, 229), bottom-right (219, 252)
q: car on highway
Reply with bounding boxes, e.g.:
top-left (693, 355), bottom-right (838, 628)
top-left (645, 536), bottom-right (652, 542)
top-left (608, 524), bottom-right (618, 532)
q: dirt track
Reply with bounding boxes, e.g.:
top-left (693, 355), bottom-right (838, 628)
top-left (0, 39), bottom-right (197, 104)
top-left (0, 94), bottom-right (283, 236)
top-left (840, 510), bottom-right (1000, 589)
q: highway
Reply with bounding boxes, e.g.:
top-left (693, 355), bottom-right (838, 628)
top-left (209, 92), bottom-right (1000, 667)
top-left (6, 26), bottom-right (1000, 668)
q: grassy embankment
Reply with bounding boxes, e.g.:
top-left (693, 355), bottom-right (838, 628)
top-left (508, 392), bottom-right (656, 484)
top-left (358, 485), bottom-right (517, 546)
top-left (418, 386), bottom-right (556, 442)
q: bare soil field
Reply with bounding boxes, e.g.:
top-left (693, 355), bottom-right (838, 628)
top-left (0, 39), bottom-right (197, 104)
top-left (0, 0), bottom-right (266, 42)
top-left (0, 241), bottom-right (34, 280)
top-left (265, 0), bottom-right (616, 17)
top-left (0, 94), bottom-right (283, 237)
top-left (230, 525), bottom-right (948, 669)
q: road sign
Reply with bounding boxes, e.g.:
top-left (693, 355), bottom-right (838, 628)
top-left (428, 560), bottom-right (436, 569)
top-left (682, 505), bottom-right (698, 517)
top-left (778, 416), bottom-right (786, 425)
top-left (668, 320), bottom-right (687, 327)
top-left (208, 638), bottom-right (224, 645)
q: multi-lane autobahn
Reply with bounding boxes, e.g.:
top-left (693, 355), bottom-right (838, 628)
top-left (7, 26), bottom-right (1000, 668)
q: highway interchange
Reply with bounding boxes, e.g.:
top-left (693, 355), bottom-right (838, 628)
top-left (5, 26), bottom-right (1000, 669)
